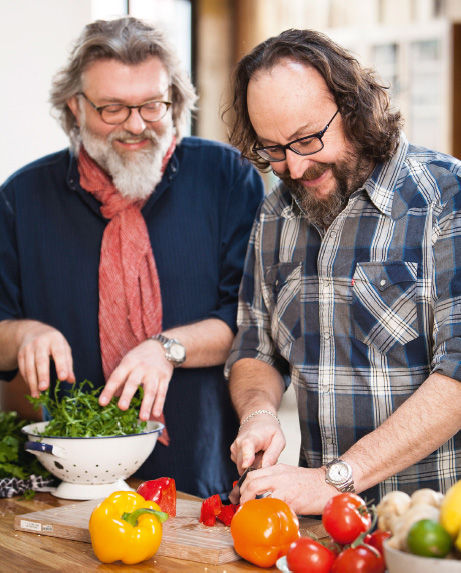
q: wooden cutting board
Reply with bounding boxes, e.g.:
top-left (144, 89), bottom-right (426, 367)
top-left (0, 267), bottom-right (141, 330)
top-left (14, 497), bottom-right (326, 565)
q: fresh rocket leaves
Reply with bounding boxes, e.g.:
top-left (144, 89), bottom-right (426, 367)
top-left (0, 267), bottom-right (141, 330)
top-left (0, 411), bottom-right (50, 479)
top-left (27, 379), bottom-right (147, 437)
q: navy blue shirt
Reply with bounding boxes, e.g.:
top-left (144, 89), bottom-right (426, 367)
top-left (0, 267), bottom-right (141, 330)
top-left (0, 137), bottom-right (264, 498)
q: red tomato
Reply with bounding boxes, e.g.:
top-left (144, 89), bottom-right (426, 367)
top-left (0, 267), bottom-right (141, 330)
top-left (322, 493), bottom-right (371, 545)
top-left (286, 536), bottom-right (336, 573)
top-left (136, 477), bottom-right (176, 516)
top-left (364, 530), bottom-right (391, 556)
top-left (332, 545), bottom-right (385, 573)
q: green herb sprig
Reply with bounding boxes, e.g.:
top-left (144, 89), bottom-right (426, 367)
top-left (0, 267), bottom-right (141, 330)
top-left (0, 411), bottom-right (50, 479)
top-left (27, 380), bottom-right (147, 438)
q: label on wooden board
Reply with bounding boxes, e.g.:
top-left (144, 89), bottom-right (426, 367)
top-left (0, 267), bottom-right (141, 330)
top-left (14, 497), bottom-right (326, 565)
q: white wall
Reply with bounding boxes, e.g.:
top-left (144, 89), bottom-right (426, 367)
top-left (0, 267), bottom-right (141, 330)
top-left (0, 0), bottom-right (92, 183)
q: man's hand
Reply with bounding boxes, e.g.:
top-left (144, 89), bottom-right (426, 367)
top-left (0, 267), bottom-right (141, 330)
top-left (99, 339), bottom-right (173, 420)
top-left (230, 414), bottom-right (286, 473)
top-left (17, 322), bottom-right (75, 397)
top-left (238, 464), bottom-right (337, 515)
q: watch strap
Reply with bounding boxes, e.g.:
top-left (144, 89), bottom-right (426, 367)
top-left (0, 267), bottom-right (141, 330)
top-left (151, 333), bottom-right (170, 346)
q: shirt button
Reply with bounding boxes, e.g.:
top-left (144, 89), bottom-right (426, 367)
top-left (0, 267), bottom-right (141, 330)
top-left (380, 279), bottom-right (386, 287)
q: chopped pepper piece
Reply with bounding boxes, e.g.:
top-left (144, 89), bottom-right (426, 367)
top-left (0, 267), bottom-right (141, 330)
top-left (89, 490), bottom-right (168, 564)
top-left (137, 476), bottom-right (177, 517)
top-left (217, 503), bottom-right (239, 526)
top-left (200, 494), bottom-right (223, 526)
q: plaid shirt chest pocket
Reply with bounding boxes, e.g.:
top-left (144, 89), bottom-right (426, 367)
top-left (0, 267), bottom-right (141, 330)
top-left (351, 261), bottom-right (419, 353)
top-left (264, 262), bottom-right (302, 358)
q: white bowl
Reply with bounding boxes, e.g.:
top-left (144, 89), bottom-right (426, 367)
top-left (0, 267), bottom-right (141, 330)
top-left (22, 420), bottom-right (163, 500)
top-left (384, 539), bottom-right (461, 573)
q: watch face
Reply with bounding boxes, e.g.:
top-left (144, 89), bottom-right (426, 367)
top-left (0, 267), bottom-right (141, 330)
top-left (170, 343), bottom-right (185, 360)
top-left (328, 461), bottom-right (352, 484)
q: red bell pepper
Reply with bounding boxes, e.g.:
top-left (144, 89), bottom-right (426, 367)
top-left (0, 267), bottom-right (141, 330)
top-left (136, 477), bottom-right (177, 517)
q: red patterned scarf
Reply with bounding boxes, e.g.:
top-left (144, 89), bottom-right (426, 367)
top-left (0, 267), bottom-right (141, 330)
top-left (77, 140), bottom-right (176, 445)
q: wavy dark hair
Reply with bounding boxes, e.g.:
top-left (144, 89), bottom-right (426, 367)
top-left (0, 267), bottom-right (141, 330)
top-left (225, 28), bottom-right (402, 171)
top-left (50, 17), bottom-right (197, 147)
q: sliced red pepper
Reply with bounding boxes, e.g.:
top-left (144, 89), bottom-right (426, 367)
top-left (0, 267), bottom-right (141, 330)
top-left (200, 494), bottom-right (222, 526)
top-left (217, 503), bottom-right (239, 526)
top-left (136, 477), bottom-right (177, 517)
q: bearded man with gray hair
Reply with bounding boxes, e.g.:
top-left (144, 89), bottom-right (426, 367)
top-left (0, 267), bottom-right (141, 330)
top-left (0, 17), bottom-right (264, 498)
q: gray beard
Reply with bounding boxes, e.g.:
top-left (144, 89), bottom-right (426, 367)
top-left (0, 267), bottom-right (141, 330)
top-left (279, 151), bottom-right (373, 230)
top-left (79, 123), bottom-right (174, 201)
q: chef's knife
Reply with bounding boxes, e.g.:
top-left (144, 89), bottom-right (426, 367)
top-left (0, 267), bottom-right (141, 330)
top-left (228, 450), bottom-right (264, 504)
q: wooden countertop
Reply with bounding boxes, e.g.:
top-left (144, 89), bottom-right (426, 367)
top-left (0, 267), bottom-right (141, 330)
top-left (0, 485), bottom-right (279, 572)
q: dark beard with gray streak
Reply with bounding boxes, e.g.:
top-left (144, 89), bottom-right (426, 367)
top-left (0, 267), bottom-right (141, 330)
top-left (278, 151), bottom-right (374, 230)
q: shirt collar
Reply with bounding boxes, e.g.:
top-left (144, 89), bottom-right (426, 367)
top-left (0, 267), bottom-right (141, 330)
top-left (362, 132), bottom-right (409, 218)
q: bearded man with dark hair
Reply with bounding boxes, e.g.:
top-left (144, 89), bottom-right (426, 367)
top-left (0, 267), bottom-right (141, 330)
top-left (224, 28), bottom-right (461, 512)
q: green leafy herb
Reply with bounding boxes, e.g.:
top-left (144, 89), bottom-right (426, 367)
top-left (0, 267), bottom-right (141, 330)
top-left (0, 411), bottom-right (50, 479)
top-left (27, 379), bottom-right (147, 437)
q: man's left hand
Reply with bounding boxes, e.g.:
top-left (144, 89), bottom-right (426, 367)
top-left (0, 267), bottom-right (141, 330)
top-left (238, 463), bottom-right (337, 515)
top-left (98, 339), bottom-right (173, 420)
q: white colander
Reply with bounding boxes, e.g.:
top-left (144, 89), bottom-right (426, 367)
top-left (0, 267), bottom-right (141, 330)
top-left (22, 420), bottom-right (163, 500)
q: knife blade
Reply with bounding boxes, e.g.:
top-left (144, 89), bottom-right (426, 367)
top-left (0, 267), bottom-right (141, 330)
top-left (228, 450), bottom-right (264, 504)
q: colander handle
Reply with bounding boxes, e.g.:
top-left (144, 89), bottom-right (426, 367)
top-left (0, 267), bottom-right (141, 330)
top-left (25, 441), bottom-right (66, 458)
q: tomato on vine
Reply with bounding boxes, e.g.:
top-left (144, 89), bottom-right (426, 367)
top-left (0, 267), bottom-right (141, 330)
top-left (322, 493), bottom-right (371, 545)
top-left (363, 530), bottom-right (391, 556)
top-left (332, 544), bottom-right (385, 573)
top-left (286, 536), bottom-right (337, 573)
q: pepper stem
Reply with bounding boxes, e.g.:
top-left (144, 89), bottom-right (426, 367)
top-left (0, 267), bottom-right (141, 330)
top-left (122, 508), bottom-right (169, 527)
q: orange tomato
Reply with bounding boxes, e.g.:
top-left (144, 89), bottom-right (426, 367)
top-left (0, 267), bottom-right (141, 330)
top-left (230, 497), bottom-right (300, 567)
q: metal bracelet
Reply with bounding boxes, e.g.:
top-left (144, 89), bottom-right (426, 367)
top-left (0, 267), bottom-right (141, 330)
top-left (240, 409), bottom-right (280, 427)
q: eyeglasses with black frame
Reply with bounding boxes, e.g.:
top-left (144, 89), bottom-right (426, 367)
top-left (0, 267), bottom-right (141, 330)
top-left (252, 109), bottom-right (340, 162)
top-left (78, 92), bottom-right (172, 125)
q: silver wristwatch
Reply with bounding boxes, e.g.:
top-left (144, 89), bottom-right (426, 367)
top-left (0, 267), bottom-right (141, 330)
top-left (151, 333), bottom-right (186, 366)
top-left (325, 458), bottom-right (355, 493)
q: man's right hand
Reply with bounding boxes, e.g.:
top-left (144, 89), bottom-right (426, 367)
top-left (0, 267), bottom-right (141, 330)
top-left (16, 321), bottom-right (75, 397)
top-left (230, 413), bottom-right (286, 474)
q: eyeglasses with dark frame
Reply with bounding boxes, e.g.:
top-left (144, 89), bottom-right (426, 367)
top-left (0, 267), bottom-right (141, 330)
top-left (253, 109), bottom-right (340, 162)
top-left (78, 92), bottom-right (172, 125)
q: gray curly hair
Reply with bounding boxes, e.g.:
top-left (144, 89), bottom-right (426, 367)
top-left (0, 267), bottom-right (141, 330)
top-left (50, 16), bottom-right (197, 146)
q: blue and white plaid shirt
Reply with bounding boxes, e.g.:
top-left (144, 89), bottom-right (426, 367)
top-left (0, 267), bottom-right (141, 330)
top-left (226, 133), bottom-right (461, 502)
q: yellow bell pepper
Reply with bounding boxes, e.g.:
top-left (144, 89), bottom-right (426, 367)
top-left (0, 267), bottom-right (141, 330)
top-left (89, 490), bottom-right (168, 564)
top-left (440, 480), bottom-right (461, 551)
